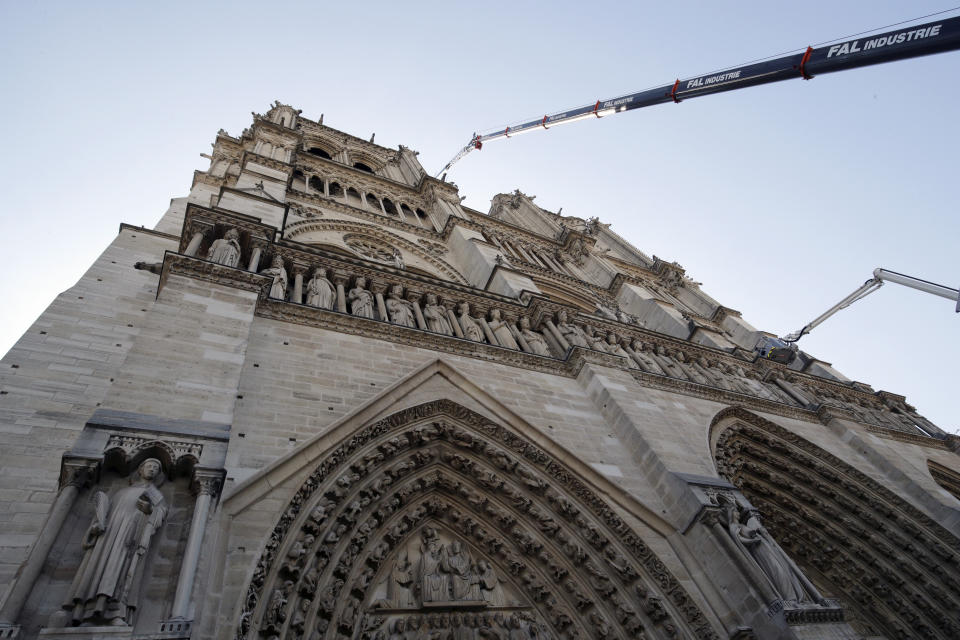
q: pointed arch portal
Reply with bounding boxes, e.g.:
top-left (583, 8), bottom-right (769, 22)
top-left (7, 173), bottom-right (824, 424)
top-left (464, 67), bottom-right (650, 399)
top-left (711, 407), bottom-right (960, 640)
top-left (236, 400), bottom-right (720, 640)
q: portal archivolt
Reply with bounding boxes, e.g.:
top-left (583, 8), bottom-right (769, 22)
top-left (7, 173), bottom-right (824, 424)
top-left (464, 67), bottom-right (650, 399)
top-left (237, 400), bottom-right (719, 640)
top-left (711, 407), bottom-right (960, 640)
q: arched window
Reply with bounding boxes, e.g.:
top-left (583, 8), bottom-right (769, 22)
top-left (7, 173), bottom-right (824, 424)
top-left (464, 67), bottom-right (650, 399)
top-left (365, 193), bottom-right (381, 210)
top-left (328, 182), bottom-right (344, 198)
top-left (309, 176), bottom-right (325, 193)
top-left (382, 198), bottom-right (398, 215)
top-left (353, 162), bottom-right (374, 173)
top-left (400, 204), bottom-right (414, 218)
top-left (345, 187), bottom-right (362, 207)
top-left (308, 147), bottom-right (332, 160)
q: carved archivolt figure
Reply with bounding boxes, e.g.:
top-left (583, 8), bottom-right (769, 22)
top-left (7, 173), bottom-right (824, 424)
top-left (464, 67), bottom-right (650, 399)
top-left (386, 285), bottom-right (417, 328)
top-left (555, 310), bottom-right (588, 348)
top-left (349, 277), bottom-right (376, 319)
top-left (488, 309), bottom-right (518, 350)
top-left (260, 255), bottom-right (288, 300)
top-left (518, 317), bottom-right (550, 356)
top-left (305, 267), bottom-right (335, 309)
top-left (718, 495), bottom-right (824, 605)
top-left (206, 227), bottom-right (241, 267)
top-left (423, 294), bottom-right (453, 336)
top-left (458, 302), bottom-right (485, 342)
top-left (55, 458), bottom-right (168, 627)
top-left (393, 247), bottom-right (405, 270)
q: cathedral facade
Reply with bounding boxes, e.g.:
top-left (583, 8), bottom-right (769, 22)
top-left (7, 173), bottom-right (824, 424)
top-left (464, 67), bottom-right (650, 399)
top-left (0, 102), bottom-right (958, 640)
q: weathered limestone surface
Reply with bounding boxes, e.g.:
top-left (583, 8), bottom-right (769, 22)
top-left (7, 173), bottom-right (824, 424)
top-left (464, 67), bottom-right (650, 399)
top-left (1, 103), bottom-right (956, 640)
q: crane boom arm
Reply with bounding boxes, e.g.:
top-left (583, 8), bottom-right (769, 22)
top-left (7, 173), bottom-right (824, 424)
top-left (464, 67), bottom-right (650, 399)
top-left (438, 15), bottom-right (960, 176)
top-left (782, 268), bottom-right (960, 342)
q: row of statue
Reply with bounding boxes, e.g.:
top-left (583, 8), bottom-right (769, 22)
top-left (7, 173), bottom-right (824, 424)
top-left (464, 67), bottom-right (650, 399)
top-left (373, 611), bottom-right (547, 640)
top-left (203, 228), bottom-right (939, 433)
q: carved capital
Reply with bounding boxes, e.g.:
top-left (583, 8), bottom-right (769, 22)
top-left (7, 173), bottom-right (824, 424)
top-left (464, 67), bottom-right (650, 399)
top-left (191, 467), bottom-right (225, 498)
top-left (404, 289), bottom-right (422, 303)
top-left (368, 279), bottom-right (388, 295)
top-left (331, 269), bottom-right (351, 286)
top-left (59, 456), bottom-right (101, 491)
top-left (697, 506), bottom-right (723, 528)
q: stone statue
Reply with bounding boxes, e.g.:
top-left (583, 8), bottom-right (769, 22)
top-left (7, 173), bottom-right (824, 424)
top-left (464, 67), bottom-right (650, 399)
top-left (423, 294), bottom-right (453, 335)
top-left (443, 539), bottom-right (481, 601)
top-left (604, 333), bottom-right (634, 365)
top-left (349, 277), bottom-right (376, 319)
top-left (305, 267), bottom-right (335, 309)
top-left (488, 309), bottom-right (518, 350)
top-left (389, 550), bottom-right (416, 607)
top-left (418, 528), bottom-right (449, 602)
top-left (627, 339), bottom-right (666, 374)
top-left (518, 317), bottom-right (550, 356)
top-left (386, 285), bottom-right (416, 328)
top-left (718, 495), bottom-right (823, 605)
top-left (206, 228), bottom-right (241, 267)
top-left (458, 302), bottom-right (485, 342)
top-left (585, 327), bottom-right (608, 353)
top-left (555, 310), bottom-right (588, 348)
top-left (476, 560), bottom-right (504, 606)
top-left (260, 255), bottom-right (288, 300)
top-left (393, 248), bottom-right (405, 270)
top-left (56, 458), bottom-right (168, 627)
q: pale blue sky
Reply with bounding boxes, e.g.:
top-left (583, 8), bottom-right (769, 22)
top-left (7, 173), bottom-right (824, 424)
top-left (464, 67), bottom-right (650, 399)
top-left (1, 2), bottom-right (957, 431)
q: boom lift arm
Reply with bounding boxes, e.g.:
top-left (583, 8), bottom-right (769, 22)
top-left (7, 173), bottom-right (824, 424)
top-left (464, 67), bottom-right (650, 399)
top-left (782, 268), bottom-right (960, 343)
top-left (437, 14), bottom-right (960, 176)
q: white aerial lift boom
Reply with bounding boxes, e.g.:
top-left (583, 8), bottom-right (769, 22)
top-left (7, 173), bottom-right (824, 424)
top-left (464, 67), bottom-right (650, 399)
top-left (757, 268), bottom-right (959, 363)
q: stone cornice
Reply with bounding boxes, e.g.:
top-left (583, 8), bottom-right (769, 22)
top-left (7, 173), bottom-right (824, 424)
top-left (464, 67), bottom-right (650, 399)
top-left (118, 223), bottom-right (180, 242)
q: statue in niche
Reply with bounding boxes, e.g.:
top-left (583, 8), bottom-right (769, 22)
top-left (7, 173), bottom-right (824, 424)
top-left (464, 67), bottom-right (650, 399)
top-left (626, 339), bottom-right (665, 374)
top-left (305, 267), bottom-right (335, 309)
top-left (584, 327), bottom-right (608, 353)
top-left (392, 248), bottom-right (405, 270)
top-left (518, 317), bottom-right (550, 356)
top-left (457, 302), bottom-right (485, 343)
top-left (386, 285), bottom-right (416, 328)
top-left (349, 276), bottom-right (376, 319)
top-left (389, 550), bottom-right (416, 608)
top-left (718, 494), bottom-right (824, 605)
top-left (488, 309), bottom-right (518, 350)
top-left (423, 293), bottom-right (453, 335)
top-left (206, 227), bottom-right (241, 267)
top-left (444, 539), bottom-right (481, 601)
top-left (418, 527), bottom-right (450, 602)
top-left (260, 255), bottom-right (288, 299)
top-left (653, 344), bottom-right (688, 379)
top-left (604, 333), bottom-right (634, 365)
top-left (476, 560), bottom-right (505, 606)
top-left (53, 458), bottom-right (168, 628)
top-left (555, 310), bottom-right (588, 348)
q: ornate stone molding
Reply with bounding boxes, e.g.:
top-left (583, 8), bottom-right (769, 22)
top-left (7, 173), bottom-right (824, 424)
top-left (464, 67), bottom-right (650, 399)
top-left (236, 400), bottom-right (720, 640)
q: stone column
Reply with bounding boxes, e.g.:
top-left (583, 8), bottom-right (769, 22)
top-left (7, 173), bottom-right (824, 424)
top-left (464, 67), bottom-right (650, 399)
top-left (184, 231), bottom-right (205, 257)
top-left (170, 468), bottom-right (224, 620)
top-left (479, 318), bottom-right (499, 346)
top-left (247, 247), bottom-right (262, 272)
top-left (370, 281), bottom-right (389, 322)
top-left (332, 271), bottom-right (349, 314)
top-left (291, 267), bottom-right (305, 305)
top-left (406, 290), bottom-right (427, 330)
top-left (443, 301), bottom-right (464, 338)
top-left (0, 456), bottom-right (99, 625)
top-left (544, 319), bottom-right (570, 352)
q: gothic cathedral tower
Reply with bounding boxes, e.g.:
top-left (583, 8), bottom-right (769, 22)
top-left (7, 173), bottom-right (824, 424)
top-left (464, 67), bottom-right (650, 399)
top-left (0, 103), bottom-right (958, 640)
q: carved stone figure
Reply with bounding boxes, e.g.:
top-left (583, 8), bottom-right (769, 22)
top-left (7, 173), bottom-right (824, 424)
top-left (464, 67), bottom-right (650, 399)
top-left (261, 255), bottom-right (288, 299)
top-left (555, 310), bottom-right (588, 347)
top-left (55, 459), bottom-right (168, 627)
top-left (458, 302), bottom-right (485, 342)
top-left (719, 495), bottom-right (824, 604)
top-left (628, 339), bottom-right (666, 374)
top-left (518, 317), bottom-right (550, 356)
top-left (488, 309), bottom-right (518, 350)
top-left (418, 528), bottom-right (450, 602)
top-left (604, 333), bottom-right (634, 365)
top-left (423, 294), bottom-right (453, 335)
top-left (386, 285), bottom-right (416, 328)
top-left (207, 227), bottom-right (241, 267)
top-left (389, 550), bottom-right (416, 607)
top-left (350, 277), bottom-right (376, 319)
top-left (476, 559), bottom-right (505, 606)
top-left (393, 248), bottom-right (405, 270)
top-left (305, 267), bottom-right (335, 309)
top-left (444, 539), bottom-right (481, 601)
